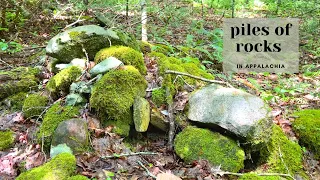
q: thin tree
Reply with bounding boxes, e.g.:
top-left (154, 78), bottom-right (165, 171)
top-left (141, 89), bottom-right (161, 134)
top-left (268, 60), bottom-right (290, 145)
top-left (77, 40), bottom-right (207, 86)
top-left (141, 0), bottom-right (147, 41)
top-left (231, 0), bottom-right (235, 18)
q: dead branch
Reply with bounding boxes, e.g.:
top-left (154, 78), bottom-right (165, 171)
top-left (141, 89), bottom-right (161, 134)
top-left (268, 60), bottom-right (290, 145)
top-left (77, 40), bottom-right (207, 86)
top-left (166, 86), bottom-right (175, 151)
top-left (137, 160), bottom-right (157, 179)
top-left (165, 70), bottom-right (234, 88)
top-left (101, 151), bottom-right (159, 159)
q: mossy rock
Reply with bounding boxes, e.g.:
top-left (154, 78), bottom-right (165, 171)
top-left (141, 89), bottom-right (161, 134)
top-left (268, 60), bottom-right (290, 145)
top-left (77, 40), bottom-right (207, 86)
top-left (37, 103), bottom-right (81, 150)
top-left (174, 126), bottom-right (245, 172)
top-left (138, 40), bottom-right (152, 54)
top-left (259, 125), bottom-right (305, 177)
top-left (90, 66), bottom-right (147, 121)
top-left (67, 175), bottom-right (89, 180)
top-left (151, 88), bottom-right (166, 107)
top-left (104, 109), bottom-right (133, 137)
top-left (0, 130), bottom-right (14, 150)
top-left (46, 25), bottom-right (139, 63)
top-left (238, 173), bottom-right (282, 180)
top-left (16, 153), bottom-right (76, 180)
top-left (22, 94), bottom-right (49, 119)
top-left (3, 92), bottom-right (27, 111)
top-left (46, 66), bottom-right (82, 97)
top-left (292, 109), bottom-right (320, 159)
top-left (0, 67), bottom-right (39, 100)
top-left (94, 46), bottom-right (146, 74)
top-left (152, 44), bottom-right (174, 56)
top-left (133, 97), bottom-right (150, 132)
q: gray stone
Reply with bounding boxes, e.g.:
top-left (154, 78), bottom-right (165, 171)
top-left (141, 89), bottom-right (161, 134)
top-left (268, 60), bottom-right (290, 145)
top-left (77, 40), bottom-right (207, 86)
top-left (46, 25), bottom-right (139, 63)
top-left (188, 84), bottom-right (272, 148)
top-left (150, 108), bottom-right (168, 131)
top-left (51, 118), bottom-right (89, 153)
top-left (89, 57), bottom-right (123, 77)
top-left (133, 97), bottom-right (150, 132)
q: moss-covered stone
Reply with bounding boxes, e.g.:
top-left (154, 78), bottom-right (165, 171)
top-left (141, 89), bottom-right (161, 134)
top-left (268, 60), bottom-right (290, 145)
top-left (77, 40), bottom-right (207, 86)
top-left (133, 97), bottom-right (150, 132)
top-left (152, 44), bottom-right (174, 56)
top-left (238, 173), bottom-right (282, 180)
top-left (0, 67), bottom-right (39, 100)
top-left (104, 110), bottom-right (133, 137)
top-left (16, 153), bottom-right (76, 180)
top-left (151, 88), bottom-right (166, 107)
top-left (292, 109), bottom-right (320, 159)
top-left (174, 126), bottom-right (245, 172)
top-left (37, 103), bottom-right (80, 150)
top-left (150, 108), bottom-right (168, 131)
top-left (22, 94), bottom-right (49, 119)
top-left (94, 46), bottom-right (146, 74)
top-left (90, 66), bottom-right (147, 121)
top-left (0, 130), bottom-right (14, 150)
top-left (46, 66), bottom-right (82, 97)
top-left (138, 40), bottom-right (152, 54)
top-left (259, 125), bottom-right (305, 177)
top-left (3, 92), bottom-right (27, 111)
top-left (67, 175), bottom-right (89, 180)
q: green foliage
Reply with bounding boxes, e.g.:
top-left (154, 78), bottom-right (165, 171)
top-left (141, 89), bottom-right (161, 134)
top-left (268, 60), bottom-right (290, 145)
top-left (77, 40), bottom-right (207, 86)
top-left (67, 175), bottom-right (89, 180)
top-left (94, 46), bottom-right (146, 74)
top-left (4, 92), bottom-right (27, 111)
top-left (90, 66), bottom-right (147, 121)
top-left (174, 126), bottom-right (245, 172)
top-left (259, 125), bottom-right (304, 176)
top-left (46, 66), bottom-right (82, 96)
top-left (238, 173), bottom-right (281, 180)
top-left (0, 130), bottom-right (14, 150)
top-left (0, 39), bottom-right (22, 53)
top-left (22, 94), bottom-right (49, 119)
top-left (292, 109), bottom-right (320, 159)
top-left (16, 153), bottom-right (76, 180)
top-left (104, 110), bottom-right (133, 137)
top-left (37, 103), bottom-right (81, 150)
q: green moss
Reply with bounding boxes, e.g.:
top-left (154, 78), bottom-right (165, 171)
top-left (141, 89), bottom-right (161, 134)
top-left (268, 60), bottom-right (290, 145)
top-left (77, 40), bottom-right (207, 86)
top-left (37, 103), bottom-right (80, 150)
top-left (259, 125), bottom-right (304, 177)
top-left (0, 130), bottom-right (14, 150)
top-left (90, 66), bottom-right (147, 121)
top-left (104, 109), bottom-right (132, 137)
top-left (4, 92), bottom-right (27, 111)
top-left (22, 94), bottom-right (49, 119)
top-left (138, 40), bottom-right (152, 54)
top-left (46, 66), bottom-right (82, 96)
top-left (0, 67), bottom-right (39, 100)
top-left (152, 44), bottom-right (174, 55)
top-left (16, 153), bottom-right (76, 180)
top-left (151, 88), bottom-right (166, 107)
top-left (113, 30), bottom-right (140, 52)
top-left (94, 46), bottom-right (146, 74)
top-left (238, 173), bottom-right (282, 180)
top-left (67, 175), bottom-right (89, 180)
top-left (292, 109), bottom-right (320, 159)
top-left (174, 126), bottom-right (245, 172)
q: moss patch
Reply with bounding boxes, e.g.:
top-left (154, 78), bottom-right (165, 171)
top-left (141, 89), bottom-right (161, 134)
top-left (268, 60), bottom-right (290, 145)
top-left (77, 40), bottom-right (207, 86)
top-left (16, 153), bottom-right (76, 180)
top-left (238, 173), bottom-right (281, 180)
top-left (259, 125), bottom-right (305, 177)
top-left (138, 40), bottom-right (152, 54)
top-left (0, 130), bottom-right (14, 150)
top-left (94, 46), bottom-right (146, 74)
top-left (3, 92), bottom-right (27, 111)
top-left (292, 109), bottom-right (320, 159)
top-left (151, 88), bottom-right (166, 107)
top-left (37, 103), bottom-right (80, 150)
top-left (67, 175), bottom-right (89, 180)
top-left (90, 66), bottom-right (147, 121)
top-left (0, 67), bottom-right (39, 100)
top-left (22, 94), bottom-right (49, 119)
top-left (46, 66), bottom-right (82, 97)
top-left (174, 126), bottom-right (245, 172)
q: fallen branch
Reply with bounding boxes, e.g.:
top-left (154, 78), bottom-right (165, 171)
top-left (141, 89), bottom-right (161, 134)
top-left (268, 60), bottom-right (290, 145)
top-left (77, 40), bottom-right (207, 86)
top-left (165, 70), bottom-right (234, 88)
top-left (166, 86), bottom-right (175, 151)
top-left (101, 152), bottom-right (159, 159)
top-left (64, 11), bottom-right (85, 29)
top-left (137, 160), bottom-right (157, 179)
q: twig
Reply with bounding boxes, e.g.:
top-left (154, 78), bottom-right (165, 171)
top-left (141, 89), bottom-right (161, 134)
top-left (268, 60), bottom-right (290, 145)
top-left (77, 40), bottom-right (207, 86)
top-left (64, 11), bottom-right (85, 29)
top-left (166, 86), bottom-right (175, 151)
top-left (165, 70), bottom-right (234, 88)
top-left (0, 58), bottom-right (13, 68)
top-left (211, 169), bottom-right (294, 179)
top-left (137, 160), bottom-right (157, 179)
top-left (101, 152), bottom-right (159, 159)
top-left (41, 133), bottom-right (47, 162)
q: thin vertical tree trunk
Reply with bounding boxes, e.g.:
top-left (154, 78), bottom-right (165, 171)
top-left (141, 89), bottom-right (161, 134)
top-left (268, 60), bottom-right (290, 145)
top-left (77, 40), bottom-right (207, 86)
top-left (141, 0), bottom-right (147, 41)
top-left (126, 0), bottom-right (129, 23)
top-left (231, 0), bottom-right (235, 18)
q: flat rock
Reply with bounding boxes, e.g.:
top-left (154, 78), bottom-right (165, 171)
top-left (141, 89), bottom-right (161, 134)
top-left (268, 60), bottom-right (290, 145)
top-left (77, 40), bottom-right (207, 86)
top-left (133, 97), bottom-right (150, 132)
top-left (89, 57), bottom-right (123, 77)
top-left (51, 118), bottom-right (89, 153)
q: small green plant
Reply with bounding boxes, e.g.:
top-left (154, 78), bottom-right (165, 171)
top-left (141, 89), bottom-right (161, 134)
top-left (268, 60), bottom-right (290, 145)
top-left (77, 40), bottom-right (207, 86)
top-left (0, 39), bottom-right (23, 53)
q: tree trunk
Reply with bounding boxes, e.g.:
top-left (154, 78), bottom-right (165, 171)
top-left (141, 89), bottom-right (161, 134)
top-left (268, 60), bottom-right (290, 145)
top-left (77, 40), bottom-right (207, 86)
top-left (141, 0), bottom-right (147, 41)
top-left (231, 0), bottom-right (235, 18)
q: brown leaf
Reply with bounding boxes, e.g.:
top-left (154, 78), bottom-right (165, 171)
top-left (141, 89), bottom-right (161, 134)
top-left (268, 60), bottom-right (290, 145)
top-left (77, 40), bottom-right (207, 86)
top-left (25, 152), bottom-right (45, 170)
top-left (156, 172), bottom-right (182, 180)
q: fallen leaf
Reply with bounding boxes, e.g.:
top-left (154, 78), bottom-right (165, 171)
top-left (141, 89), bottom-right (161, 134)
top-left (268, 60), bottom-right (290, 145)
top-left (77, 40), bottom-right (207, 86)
top-left (156, 172), bottom-right (182, 180)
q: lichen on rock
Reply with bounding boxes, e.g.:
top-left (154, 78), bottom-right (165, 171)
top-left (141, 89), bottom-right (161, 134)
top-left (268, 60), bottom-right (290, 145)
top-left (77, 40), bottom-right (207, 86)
top-left (22, 94), bottom-right (49, 119)
top-left (174, 126), bottom-right (245, 172)
top-left (94, 46), bottom-right (146, 74)
top-left (46, 66), bottom-right (82, 97)
top-left (16, 153), bottom-right (76, 180)
top-left (37, 103), bottom-right (81, 150)
top-left (133, 97), bottom-right (150, 132)
top-left (0, 130), bottom-right (14, 150)
top-left (292, 109), bottom-right (320, 159)
top-left (90, 65), bottom-right (147, 121)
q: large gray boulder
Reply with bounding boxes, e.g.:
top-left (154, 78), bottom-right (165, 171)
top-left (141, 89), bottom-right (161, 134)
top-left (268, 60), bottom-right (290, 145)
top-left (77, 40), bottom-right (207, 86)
top-left (188, 84), bottom-right (272, 149)
top-left (51, 119), bottom-right (89, 153)
top-left (46, 25), bottom-right (139, 63)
